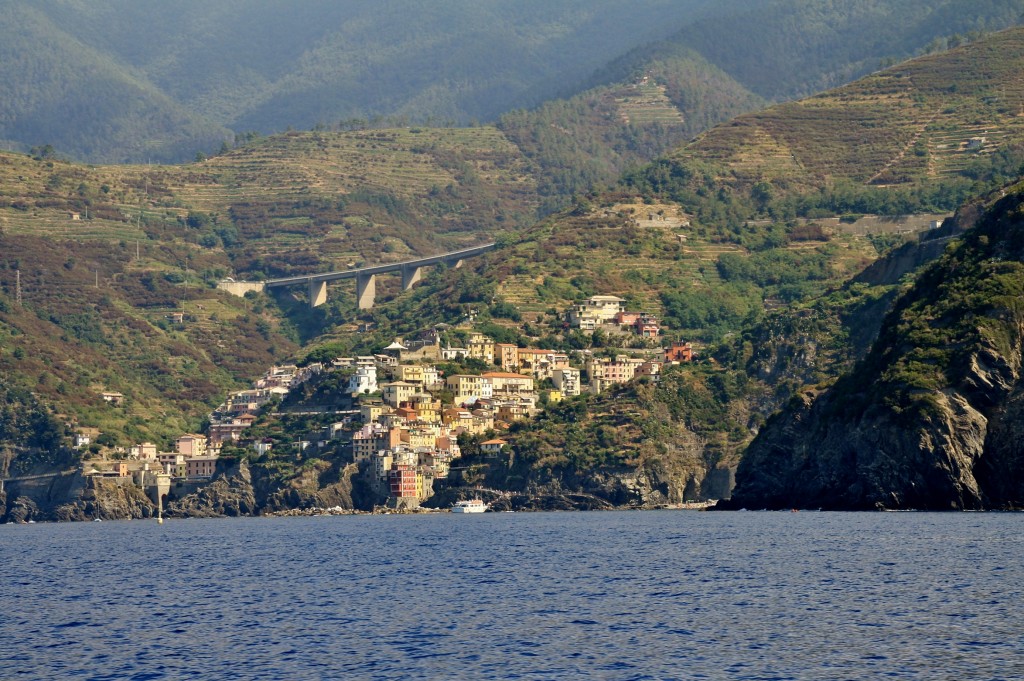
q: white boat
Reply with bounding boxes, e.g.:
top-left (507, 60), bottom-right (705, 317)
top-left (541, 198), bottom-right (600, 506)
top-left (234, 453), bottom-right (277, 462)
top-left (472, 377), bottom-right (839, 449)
top-left (451, 498), bottom-right (488, 513)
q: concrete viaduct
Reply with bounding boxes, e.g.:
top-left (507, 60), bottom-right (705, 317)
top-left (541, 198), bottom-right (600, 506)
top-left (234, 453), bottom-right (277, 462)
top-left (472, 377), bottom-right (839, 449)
top-left (218, 242), bottom-right (496, 309)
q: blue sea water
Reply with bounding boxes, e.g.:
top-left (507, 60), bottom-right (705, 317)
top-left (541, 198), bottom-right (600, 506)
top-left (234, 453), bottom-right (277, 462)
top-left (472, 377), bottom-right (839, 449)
top-left (1, 511), bottom-right (1021, 681)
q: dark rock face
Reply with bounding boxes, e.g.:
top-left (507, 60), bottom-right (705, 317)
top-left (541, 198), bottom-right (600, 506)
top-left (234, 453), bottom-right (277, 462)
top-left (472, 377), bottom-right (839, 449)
top-left (6, 496), bottom-right (40, 523)
top-left (52, 478), bottom-right (156, 521)
top-left (1, 471), bottom-right (156, 522)
top-left (725, 192), bottom-right (1024, 511)
top-left (166, 461), bottom-right (257, 518)
top-left (723, 387), bottom-right (997, 510)
top-left (257, 464), bottom-right (357, 514)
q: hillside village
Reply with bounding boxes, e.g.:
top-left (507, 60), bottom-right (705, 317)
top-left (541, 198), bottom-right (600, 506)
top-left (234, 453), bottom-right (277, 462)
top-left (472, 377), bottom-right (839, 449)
top-left (7, 21), bottom-right (1024, 523)
top-left (76, 294), bottom-right (694, 511)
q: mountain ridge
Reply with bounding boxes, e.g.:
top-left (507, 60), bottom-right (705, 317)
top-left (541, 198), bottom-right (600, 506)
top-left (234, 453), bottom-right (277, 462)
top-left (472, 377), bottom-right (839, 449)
top-left (3, 0), bottom-right (1021, 163)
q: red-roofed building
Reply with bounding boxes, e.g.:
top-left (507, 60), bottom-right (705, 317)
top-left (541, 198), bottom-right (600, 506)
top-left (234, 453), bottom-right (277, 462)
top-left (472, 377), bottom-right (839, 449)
top-left (480, 439), bottom-right (508, 456)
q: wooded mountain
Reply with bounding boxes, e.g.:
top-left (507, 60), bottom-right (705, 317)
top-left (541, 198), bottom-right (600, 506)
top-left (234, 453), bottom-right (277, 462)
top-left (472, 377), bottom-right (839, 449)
top-left (1, 0), bottom-right (1021, 163)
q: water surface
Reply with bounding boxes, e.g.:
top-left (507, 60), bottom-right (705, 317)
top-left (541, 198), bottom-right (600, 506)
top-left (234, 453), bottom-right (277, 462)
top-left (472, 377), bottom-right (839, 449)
top-left (1, 511), bottom-right (1021, 680)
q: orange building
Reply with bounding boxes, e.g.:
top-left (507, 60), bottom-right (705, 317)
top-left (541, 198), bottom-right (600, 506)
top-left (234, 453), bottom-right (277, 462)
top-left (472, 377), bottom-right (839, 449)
top-left (665, 342), bottom-right (694, 363)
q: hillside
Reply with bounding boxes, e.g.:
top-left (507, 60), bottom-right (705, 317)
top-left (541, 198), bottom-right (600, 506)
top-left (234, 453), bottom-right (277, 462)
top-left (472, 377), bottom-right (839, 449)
top-left (0, 3), bottom-right (230, 163)
top-left (2, 127), bottom-right (538, 271)
top-left (499, 50), bottom-right (765, 214)
top-left (2, 0), bottom-right (1021, 163)
top-left (725, 186), bottom-right (1024, 510)
top-left (626, 28), bottom-right (1024, 222)
top-left (0, 118), bottom-right (552, 452)
top-left (665, 0), bottom-right (1024, 101)
top-left (0, 149), bottom-right (295, 451)
top-left (6, 30), bottom-right (1024, 518)
top-left (0, 0), bottom-right (730, 163)
top-left (294, 33), bottom-right (1024, 507)
top-left (347, 201), bottom-right (972, 507)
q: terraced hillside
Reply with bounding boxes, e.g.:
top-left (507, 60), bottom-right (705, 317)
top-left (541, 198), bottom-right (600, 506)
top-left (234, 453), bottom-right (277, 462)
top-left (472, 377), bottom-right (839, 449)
top-left (666, 28), bottom-right (1024, 195)
top-left (0, 121), bottom-right (548, 449)
top-left (500, 52), bottom-right (764, 213)
top-left (175, 128), bottom-right (538, 277)
top-left (1, 127), bottom-right (539, 279)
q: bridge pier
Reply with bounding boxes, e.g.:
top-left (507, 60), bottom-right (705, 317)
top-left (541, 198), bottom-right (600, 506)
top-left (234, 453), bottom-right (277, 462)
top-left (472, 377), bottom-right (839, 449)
top-left (309, 280), bottom-right (328, 308)
top-left (401, 265), bottom-right (423, 291)
top-left (257, 243), bottom-right (496, 307)
top-left (357, 274), bottom-right (376, 309)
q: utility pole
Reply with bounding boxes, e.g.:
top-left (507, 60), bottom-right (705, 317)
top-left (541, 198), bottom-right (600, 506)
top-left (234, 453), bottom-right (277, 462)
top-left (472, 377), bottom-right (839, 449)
top-left (15, 269), bottom-right (21, 306)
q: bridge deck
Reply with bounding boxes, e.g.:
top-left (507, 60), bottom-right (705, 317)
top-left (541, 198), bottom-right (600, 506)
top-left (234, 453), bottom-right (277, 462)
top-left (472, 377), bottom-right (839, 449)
top-left (263, 243), bottom-right (496, 288)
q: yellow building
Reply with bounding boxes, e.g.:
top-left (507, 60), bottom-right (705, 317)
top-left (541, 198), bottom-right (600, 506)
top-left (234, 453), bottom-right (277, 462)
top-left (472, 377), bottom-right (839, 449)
top-left (446, 374), bottom-right (493, 403)
top-left (467, 332), bottom-right (495, 365)
top-left (381, 381), bottom-right (420, 407)
top-left (494, 343), bottom-right (519, 369)
top-left (360, 402), bottom-right (390, 424)
top-left (408, 394), bottom-right (442, 423)
top-left (397, 364), bottom-right (427, 386)
top-left (401, 427), bottom-right (437, 450)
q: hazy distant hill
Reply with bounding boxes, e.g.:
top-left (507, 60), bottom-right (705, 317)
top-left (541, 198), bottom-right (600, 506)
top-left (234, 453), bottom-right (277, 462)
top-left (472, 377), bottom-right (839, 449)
top-left (1, 0), bottom-right (1022, 163)
top-left (0, 3), bottom-right (229, 163)
top-left (667, 0), bottom-right (1024, 101)
top-left (0, 0), bottom-right (727, 162)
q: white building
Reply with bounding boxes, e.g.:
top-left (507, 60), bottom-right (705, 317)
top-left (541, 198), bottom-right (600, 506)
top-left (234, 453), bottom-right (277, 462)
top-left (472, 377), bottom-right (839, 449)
top-left (552, 368), bottom-right (581, 397)
top-left (348, 363), bottom-right (378, 396)
top-left (567, 295), bottom-right (625, 329)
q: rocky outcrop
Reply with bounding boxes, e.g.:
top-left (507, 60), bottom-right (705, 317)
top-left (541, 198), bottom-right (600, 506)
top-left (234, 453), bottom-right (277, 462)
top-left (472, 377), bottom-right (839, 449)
top-left (52, 477), bottom-right (156, 521)
top-left (6, 496), bottom-right (40, 523)
top-left (0, 469), bottom-right (159, 522)
top-left (255, 462), bottom-right (359, 513)
top-left (166, 460), bottom-right (257, 518)
top-left (723, 385), bottom-right (1001, 510)
top-left (724, 190), bottom-right (1024, 510)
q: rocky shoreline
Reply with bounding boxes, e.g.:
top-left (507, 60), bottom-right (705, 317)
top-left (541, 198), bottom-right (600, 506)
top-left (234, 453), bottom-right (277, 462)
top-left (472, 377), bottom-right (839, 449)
top-left (2, 456), bottom-right (726, 523)
top-left (1, 464), bottom-right (719, 523)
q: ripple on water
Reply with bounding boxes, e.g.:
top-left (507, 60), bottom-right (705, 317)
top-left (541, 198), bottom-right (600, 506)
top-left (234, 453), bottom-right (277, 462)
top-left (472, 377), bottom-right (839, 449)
top-left (2, 512), bottom-right (1024, 680)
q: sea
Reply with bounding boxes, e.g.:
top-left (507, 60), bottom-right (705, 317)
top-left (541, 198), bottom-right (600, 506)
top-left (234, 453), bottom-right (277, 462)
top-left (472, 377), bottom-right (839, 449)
top-left (0, 511), bottom-right (1020, 681)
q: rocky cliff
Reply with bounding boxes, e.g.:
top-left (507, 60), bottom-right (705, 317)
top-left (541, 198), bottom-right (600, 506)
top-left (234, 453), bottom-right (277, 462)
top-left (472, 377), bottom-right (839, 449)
top-left (724, 188), bottom-right (1024, 510)
top-left (165, 460), bottom-right (258, 518)
top-left (1, 471), bottom-right (156, 523)
top-left (255, 461), bottom-right (359, 513)
top-left (0, 457), bottom-right (366, 522)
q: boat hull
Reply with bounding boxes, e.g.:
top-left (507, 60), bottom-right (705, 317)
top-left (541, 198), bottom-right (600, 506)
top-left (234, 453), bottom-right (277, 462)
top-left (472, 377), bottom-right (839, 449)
top-left (451, 501), bottom-right (488, 513)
